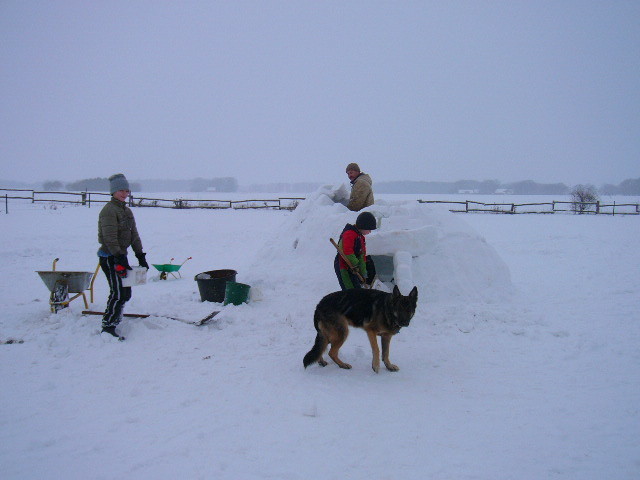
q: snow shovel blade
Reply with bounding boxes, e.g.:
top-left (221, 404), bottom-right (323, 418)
top-left (168, 311), bottom-right (220, 326)
top-left (156, 313), bottom-right (218, 326)
top-left (193, 311), bottom-right (220, 326)
top-left (371, 277), bottom-right (391, 292)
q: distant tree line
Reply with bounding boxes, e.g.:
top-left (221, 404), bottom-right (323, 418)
top-left (239, 182), bottom-right (323, 193)
top-left (30, 176), bottom-right (640, 195)
top-left (599, 178), bottom-right (640, 195)
top-left (49, 177), bottom-right (143, 192)
top-left (188, 177), bottom-right (238, 192)
top-left (376, 179), bottom-right (570, 195)
top-left (377, 178), bottom-right (640, 195)
top-left (41, 177), bottom-right (238, 193)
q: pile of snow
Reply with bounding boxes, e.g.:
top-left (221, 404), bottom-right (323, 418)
top-left (244, 184), bottom-right (512, 304)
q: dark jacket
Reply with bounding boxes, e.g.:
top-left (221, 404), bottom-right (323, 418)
top-left (98, 197), bottom-right (143, 256)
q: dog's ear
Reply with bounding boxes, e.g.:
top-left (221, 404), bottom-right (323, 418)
top-left (409, 286), bottom-right (418, 300)
top-left (392, 285), bottom-right (401, 297)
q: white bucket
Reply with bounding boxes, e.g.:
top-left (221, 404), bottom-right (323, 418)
top-left (121, 267), bottom-right (148, 287)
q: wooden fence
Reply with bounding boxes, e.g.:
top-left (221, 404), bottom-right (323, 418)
top-left (418, 199), bottom-right (640, 215)
top-left (0, 188), bottom-right (303, 213)
top-left (2, 188), bottom-right (639, 215)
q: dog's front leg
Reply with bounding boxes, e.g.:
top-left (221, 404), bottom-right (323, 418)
top-left (366, 330), bottom-right (381, 373)
top-left (381, 334), bottom-right (399, 371)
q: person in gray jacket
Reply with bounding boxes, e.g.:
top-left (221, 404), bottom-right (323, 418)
top-left (97, 173), bottom-right (149, 340)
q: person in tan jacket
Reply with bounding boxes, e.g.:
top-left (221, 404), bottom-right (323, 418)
top-left (345, 163), bottom-right (374, 211)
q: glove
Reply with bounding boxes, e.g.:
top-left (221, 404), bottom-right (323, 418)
top-left (114, 254), bottom-right (131, 278)
top-left (135, 252), bottom-right (149, 270)
top-left (365, 257), bottom-right (376, 285)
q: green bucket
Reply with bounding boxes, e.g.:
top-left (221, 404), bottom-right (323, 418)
top-left (223, 281), bottom-right (251, 306)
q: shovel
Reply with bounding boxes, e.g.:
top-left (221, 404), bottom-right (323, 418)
top-left (82, 310), bottom-right (220, 326)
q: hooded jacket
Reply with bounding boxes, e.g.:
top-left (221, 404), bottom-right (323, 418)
top-left (347, 173), bottom-right (374, 211)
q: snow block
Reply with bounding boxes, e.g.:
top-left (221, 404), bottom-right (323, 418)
top-left (393, 251), bottom-right (414, 295)
top-left (367, 225), bottom-right (437, 257)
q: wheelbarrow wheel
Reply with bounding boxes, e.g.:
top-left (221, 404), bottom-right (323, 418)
top-left (50, 281), bottom-right (69, 313)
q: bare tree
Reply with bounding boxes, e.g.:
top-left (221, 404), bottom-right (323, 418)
top-left (571, 184), bottom-right (599, 214)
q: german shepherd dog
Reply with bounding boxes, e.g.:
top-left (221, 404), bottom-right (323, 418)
top-left (303, 285), bottom-right (418, 373)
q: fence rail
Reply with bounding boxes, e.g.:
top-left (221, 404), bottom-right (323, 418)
top-left (418, 199), bottom-right (640, 215)
top-left (3, 188), bottom-right (639, 215)
top-left (1, 189), bottom-right (303, 213)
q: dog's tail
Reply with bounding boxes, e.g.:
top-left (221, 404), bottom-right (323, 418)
top-left (303, 332), bottom-right (327, 368)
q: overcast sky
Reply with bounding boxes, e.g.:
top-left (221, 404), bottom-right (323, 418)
top-left (1, 1), bottom-right (638, 186)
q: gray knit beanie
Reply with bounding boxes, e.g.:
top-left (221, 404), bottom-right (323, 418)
top-left (109, 173), bottom-right (130, 194)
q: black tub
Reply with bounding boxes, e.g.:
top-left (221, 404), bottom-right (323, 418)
top-left (194, 269), bottom-right (237, 302)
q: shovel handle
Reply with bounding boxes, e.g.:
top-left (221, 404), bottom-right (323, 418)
top-left (330, 238), bottom-right (370, 288)
top-left (82, 310), bottom-right (149, 318)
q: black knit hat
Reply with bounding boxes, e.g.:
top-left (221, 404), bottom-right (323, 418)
top-left (355, 211), bottom-right (377, 230)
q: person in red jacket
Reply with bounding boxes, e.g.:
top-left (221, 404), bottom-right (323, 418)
top-left (334, 211), bottom-right (377, 290)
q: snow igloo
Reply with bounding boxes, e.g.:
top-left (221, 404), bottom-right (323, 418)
top-left (250, 184), bottom-right (513, 304)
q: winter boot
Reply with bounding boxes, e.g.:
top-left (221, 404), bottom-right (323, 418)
top-left (101, 326), bottom-right (125, 341)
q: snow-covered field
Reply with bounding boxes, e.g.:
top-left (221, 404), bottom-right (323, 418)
top-left (1, 190), bottom-right (638, 479)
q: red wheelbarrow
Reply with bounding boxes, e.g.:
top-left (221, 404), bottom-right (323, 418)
top-left (152, 257), bottom-right (192, 280)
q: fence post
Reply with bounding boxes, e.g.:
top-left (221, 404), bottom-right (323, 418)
top-left (595, 201), bottom-right (600, 214)
top-left (465, 200), bottom-right (469, 213)
top-left (82, 191), bottom-right (87, 206)
top-left (4, 194), bottom-right (7, 214)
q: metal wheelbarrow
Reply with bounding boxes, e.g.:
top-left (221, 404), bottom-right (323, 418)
top-left (152, 257), bottom-right (192, 280)
top-left (37, 258), bottom-right (97, 313)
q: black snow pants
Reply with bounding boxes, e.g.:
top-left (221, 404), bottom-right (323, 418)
top-left (100, 256), bottom-right (132, 328)
top-left (334, 255), bottom-right (363, 290)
